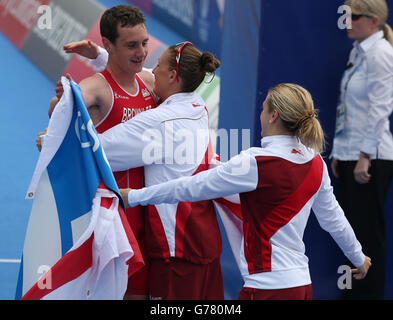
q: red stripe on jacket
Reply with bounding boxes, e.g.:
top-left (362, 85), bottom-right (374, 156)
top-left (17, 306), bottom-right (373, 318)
top-left (145, 140), bottom-right (222, 264)
top-left (240, 155), bottom-right (323, 274)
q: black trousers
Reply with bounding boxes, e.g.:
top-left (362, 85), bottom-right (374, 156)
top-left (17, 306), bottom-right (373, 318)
top-left (337, 160), bottom-right (393, 300)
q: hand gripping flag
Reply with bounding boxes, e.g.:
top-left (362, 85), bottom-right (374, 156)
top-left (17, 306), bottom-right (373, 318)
top-left (15, 77), bottom-right (144, 300)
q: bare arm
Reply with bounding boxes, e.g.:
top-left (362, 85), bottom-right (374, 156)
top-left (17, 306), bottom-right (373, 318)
top-left (49, 73), bottom-right (110, 121)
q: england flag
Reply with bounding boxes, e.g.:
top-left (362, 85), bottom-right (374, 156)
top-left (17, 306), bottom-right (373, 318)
top-left (15, 77), bottom-right (144, 300)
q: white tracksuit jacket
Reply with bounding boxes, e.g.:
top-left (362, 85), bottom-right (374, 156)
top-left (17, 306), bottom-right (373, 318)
top-left (128, 135), bottom-right (366, 289)
top-left (99, 92), bottom-right (222, 264)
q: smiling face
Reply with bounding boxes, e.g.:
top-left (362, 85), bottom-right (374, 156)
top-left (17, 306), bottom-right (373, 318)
top-left (105, 23), bottom-right (149, 74)
top-left (152, 48), bottom-right (176, 101)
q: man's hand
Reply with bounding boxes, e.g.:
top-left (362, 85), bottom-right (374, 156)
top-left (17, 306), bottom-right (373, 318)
top-left (120, 188), bottom-right (131, 208)
top-left (55, 80), bottom-right (63, 100)
top-left (352, 256), bottom-right (372, 280)
top-left (63, 40), bottom-right (99, 59)
top-left (36, 128), bottom-right (47, 152)
top-left (49, 74), bottom-right (74, 117)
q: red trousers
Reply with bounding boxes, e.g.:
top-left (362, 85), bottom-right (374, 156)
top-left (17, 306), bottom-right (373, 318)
top-left (149, 257), bottom-right (224, 300)
top-left (238, 284), bottom-right (313, 300)
top-left (125, 206), bottom-right (149, 296)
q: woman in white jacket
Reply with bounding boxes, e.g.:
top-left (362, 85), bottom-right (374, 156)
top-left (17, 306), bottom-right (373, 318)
top-left (96, 42), bottom-right (225, 300)
top-left (122, 83), bottom-right (372, 300)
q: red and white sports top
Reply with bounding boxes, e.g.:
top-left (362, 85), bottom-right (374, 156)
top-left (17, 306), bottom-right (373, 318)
top-left (96, 69), bottom-right (156, 191)
top-left (127, 135), bottom-right (366, 289)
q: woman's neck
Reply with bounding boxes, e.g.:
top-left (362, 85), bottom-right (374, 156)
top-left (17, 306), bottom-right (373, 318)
top-left (160, 88), bottom-right (183, 103)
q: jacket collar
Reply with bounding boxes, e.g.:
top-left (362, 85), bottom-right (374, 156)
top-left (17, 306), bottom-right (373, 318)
top-left (354, 30), bottom-right (384, 54)
top-left (260, 135), bottom-right (298, 148)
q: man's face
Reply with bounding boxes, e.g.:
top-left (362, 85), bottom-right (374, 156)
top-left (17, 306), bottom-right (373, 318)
top-left (109, 23), bottom-right (149, 74)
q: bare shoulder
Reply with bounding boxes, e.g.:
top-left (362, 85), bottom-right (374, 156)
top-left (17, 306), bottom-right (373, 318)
top-left (78, 73), bottom-right (108, 93)
top-left (78, 73), bottom-right (111, 109)
top-left (138, 69), bottom-right (155, 92)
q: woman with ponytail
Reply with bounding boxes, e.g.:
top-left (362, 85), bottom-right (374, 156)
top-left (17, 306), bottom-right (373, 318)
top-left (98, 42), bottom-right (224, 300)
top-left (122, 83), bottom-right (371, 300)
top-left (331, 0), bottom-right (393, 300)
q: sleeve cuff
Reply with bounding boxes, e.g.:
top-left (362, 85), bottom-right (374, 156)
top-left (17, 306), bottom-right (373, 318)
top-left (329, 142), bottom-right (336, 159)
top-left (128, 189), bottom-right (140, 208)
top-left (91, 46), bottom-right (108, 72)
top-left (350, 251), bottom-right (366, 268)
top-left (360, 138), bottom-right (378, 158)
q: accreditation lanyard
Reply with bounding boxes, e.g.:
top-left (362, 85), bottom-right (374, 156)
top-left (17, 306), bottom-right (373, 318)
top-left (335, 53), bottom-right (365, 136)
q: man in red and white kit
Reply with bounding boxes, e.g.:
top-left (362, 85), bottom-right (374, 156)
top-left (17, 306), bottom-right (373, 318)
top-left (49, 5), bottom-right (157, 300)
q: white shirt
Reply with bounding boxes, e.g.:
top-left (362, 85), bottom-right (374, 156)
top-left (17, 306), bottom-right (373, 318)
top-left (331, 30), bottom-right (393, 160)
top-left (129, 135), bottom-right (365, 289)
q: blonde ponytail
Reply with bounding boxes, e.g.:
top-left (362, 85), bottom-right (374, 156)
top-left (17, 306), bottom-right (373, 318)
top-left (296, 112), bottom-right (325, 154)
top-left (266, 83), bottom-right (325, 154)
top-left (383, 23), bottom-right (393, 46)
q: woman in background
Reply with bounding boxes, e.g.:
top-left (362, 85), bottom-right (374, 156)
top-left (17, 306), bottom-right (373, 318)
top-left (330, 0), bottom-right (393, 299)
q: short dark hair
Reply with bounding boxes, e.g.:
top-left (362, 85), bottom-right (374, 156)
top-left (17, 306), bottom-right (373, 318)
top-left (100, 5), bottom-right (146, 44)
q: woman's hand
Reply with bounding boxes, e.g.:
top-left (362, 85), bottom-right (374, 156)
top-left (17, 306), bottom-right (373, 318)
top-left (331, 158), bottom-right (339, 179)
top-left (353, 157), bottom-right (371, 184)
top-left (352, 256), bottom-right (372, 280)
top-left (63, 40), bottom-right (99, 59)
top-left (120, 188), bottom-right (131, 208)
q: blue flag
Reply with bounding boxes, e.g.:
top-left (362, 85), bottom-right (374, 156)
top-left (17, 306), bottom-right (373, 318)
top-left (16, 78), bottom-right (143, 300)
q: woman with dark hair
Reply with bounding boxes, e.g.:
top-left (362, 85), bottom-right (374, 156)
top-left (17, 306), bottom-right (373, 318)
top-left (94, 42), bottom-right (223, 300)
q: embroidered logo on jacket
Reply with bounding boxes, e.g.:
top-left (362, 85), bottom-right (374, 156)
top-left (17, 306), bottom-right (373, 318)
top-left (291, 148), bottom-right (302, 155)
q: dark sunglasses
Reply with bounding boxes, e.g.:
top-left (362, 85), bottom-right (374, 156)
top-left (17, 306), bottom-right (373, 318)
top-left (175, 41), bottom-right (194, 82)
top-left (351, 13), bottom-right (373, 21)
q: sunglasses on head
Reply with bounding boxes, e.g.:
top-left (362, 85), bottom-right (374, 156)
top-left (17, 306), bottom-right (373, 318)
top-left (351, 13), bottom-right (373, 21)
top-left (175, 41), bottom-right (194, 82)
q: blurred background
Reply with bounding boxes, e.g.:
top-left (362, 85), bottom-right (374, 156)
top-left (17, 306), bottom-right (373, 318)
top-left (0, 0), bottom-right (392, 300)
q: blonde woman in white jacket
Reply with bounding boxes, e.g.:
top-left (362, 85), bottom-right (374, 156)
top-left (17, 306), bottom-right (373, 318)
top-left (122, 83), bottom-right (371, 300)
